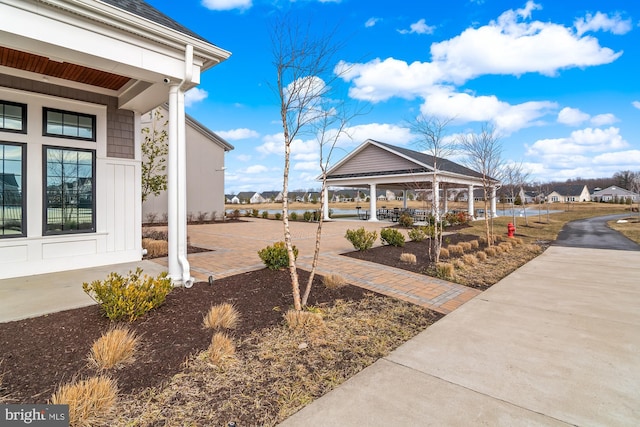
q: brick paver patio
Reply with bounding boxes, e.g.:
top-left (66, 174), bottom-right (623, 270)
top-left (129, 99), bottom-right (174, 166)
top-left (151, 218), bottom-right (480, 314)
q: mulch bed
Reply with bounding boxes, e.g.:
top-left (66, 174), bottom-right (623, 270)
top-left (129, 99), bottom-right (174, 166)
top-left (343, 231), bottom-right (482, 275)
top-left (0, 269), bottom-right (368, 404)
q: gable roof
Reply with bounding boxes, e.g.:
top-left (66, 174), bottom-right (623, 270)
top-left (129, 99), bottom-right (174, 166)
top-left (549, 184), bottom-right (588, 196)
top-left (100, 0), bottom-right (212, 44)
top-left (592, 185), bottom-right (638, 196)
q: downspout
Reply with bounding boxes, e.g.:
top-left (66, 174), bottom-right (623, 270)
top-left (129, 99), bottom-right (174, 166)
top-left (178, 44), bottom-right (194, 286)
top-left (168, 45), bottom-right (194, 287)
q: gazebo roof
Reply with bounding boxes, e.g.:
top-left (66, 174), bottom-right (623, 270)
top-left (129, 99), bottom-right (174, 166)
top-left (324, 140), bottom-right (496, 189)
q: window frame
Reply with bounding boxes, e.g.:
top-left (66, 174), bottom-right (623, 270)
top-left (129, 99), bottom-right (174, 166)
top-left (42, 145), bottom-right (96, 235)
top-left (42, 107), bottom-right (96, 142)
top-left (0, 100), bottom-right (28, 134)
top-left (0, 141), bottom-right (27, 238)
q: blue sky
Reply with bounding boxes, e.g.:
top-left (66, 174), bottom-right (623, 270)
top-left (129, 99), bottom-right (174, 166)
top-left (147, 0), bottom-right (640, 194)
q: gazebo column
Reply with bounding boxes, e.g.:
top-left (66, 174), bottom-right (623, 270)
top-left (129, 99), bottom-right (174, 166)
top-left (468, 185), bottom-right (475, 219)
top-left (402, 189), bottom-right (408, 209)
top-left (491, 186), bottom-right (498, 217)
top-left (323, 186), bottom-right (330, 221)
top-left (443, 185), bottom-right (448, 214)
top-left (368, 183), bottom-right (378, 221)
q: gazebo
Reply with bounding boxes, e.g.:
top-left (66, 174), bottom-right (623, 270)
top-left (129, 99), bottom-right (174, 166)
top-left (320, 140), bottom-right (500, 221)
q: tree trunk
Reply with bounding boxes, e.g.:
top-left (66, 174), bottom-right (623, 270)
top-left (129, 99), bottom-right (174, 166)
top-left (301, 180), bottom-right (326, 306)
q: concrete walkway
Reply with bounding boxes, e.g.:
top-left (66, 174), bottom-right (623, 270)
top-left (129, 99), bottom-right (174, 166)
top-left (279, 244), bottom-right (640, 426)
top-left (0, 218), bottom-right (478, 322)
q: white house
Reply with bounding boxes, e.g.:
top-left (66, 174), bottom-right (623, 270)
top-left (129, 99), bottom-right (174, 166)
top-left (591, 185), bottom-right (640, 203)
top-left (0, 0), bottom-right (230, 282)
top-left (546, 184), bottom-right (591, 203)
top-left (141, 106), bottom-right (233, 223)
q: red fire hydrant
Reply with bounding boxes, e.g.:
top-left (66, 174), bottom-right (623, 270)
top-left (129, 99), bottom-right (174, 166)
top-left (507, 222), bottom-right (516, 238)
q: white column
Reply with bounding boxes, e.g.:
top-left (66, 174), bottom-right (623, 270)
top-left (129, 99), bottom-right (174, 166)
top-left (443, 186), bottom-right (448, 214)
top-left (491, 186), bottom-right (498, 217)
top-left (368, 183), bottom-right (378, 221)
top-left (403, 189), bottom-right (408, 209)
top-left (433, 180), bottom-right (440, 222)
top-left (323, 186), bottom-right (330, 221)
top-left (468, 184), bottom-right (474, 219)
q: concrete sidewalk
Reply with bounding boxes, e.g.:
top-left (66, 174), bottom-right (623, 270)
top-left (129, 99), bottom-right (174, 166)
top-left (279, 246), bottom-right (640, 426)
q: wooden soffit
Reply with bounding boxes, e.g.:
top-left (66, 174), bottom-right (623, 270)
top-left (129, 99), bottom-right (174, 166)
top-left (0, 46), bottom-right (130, 91)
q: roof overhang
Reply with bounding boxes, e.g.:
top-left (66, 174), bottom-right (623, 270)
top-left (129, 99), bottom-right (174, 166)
top-left (0, 0), bottom-right (231, 112)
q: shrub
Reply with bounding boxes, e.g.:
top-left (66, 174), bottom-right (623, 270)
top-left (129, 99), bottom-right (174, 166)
top-left (499, 242), bottom-right (512, 253)
top-left (210, 211), bottom-right (218, 222)
top-left (187, 212), bottom-right (194, 222)
top-left (408, 226), bottom-right (433, 242)
top-left (82, 268), bottom-right (172, 322)
top-left (484, 247), bottom-right (497, 257)
top-left (303, 211), bottom-right (312, 221)
top-left (439, 247), bottom-right (450, 258)
top-left (514, 237), bottom-right (524, 245)
top-left (203, 303), bottom-right (240, 330)
top-left (453, 259), bottom-right (466, 270)
top-left (51, 375), bottom-right (118, 427)
top-left (462, 254), bottom-right (478, 266)
top-left (258, 241), bottom-right (298, 270)
top-left (208, 332), bottom-right (235, 365)
top-left (345, 227), bottom-right (378, 251)
top-left (251, 209), bottom-right (259, 218)
top-left (290, 212), bottom-right (298, 221)
top-left (145, 212), bottom-right (157, 224)
top-left (261, 211), bottom-right (269, 219)
top-left (400, 253), bottom-right (417, 264)
top-left (284, 309), bottom-right (324, 330)
top-left (493, 245), bottom-right (504, 254)
top-left (232, 209), bottom-right (240, 220)
top-left (380, 228), bottom-right (405, 247)
top-left (88, 326), bottom-right (138, 370)
top-left (435, 262), bottom-right (454, 280)
top-left (525, 244), bottom-right (543, 254)
top-left (478, 236), bottom-right (488, 246)
top-left (476, 251), bottom-right (487, 261)
top-left (197, 211), bottom-right (208, 222)
top-left (161, 212), bottom-right (168, 223)
top-left (448, 244), bottom-right (464, 256)
top-left (142, 238), bottom-right (168, 258)
top-left (323, 274), bottom-right (347, 290)
top-left (470, 240), bottom-right (480, 250)
top-left (398, 213), bottom-right (414, 227)
top-left (274, 212), bottom-right (282, 220)
top-left (460, 241), bottom-right (472, 252)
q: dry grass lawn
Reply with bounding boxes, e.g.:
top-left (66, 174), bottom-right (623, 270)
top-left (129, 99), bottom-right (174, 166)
top-left (607, 216), bottom-right (640, 244)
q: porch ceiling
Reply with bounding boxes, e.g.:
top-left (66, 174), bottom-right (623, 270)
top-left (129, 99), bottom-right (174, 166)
top-left (0, 46), bottom-right (131, 91)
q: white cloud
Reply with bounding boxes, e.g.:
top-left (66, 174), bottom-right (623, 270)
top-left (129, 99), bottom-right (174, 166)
top-left (420, 90), bottom-right (556, 134)
top-left (398, 19), bottom-right (436, 35)
top-left (365, 17), bottom-right (380, 28)
top-left (592, 150), bottom-right (640, 165)
top-left (243, 165), bottom-right (268, 174)
top-left (526, 127), bottom-right (628, 157)
top-left (342, 123), bottom-right (414, 146)
top-left (236, 154), bottom-right (251, 162)
top-left (590, 113), bottom-right (618, 126)
top-left (184, 88), bottom-right (208, 106)
top-left (340, 2), bottom-right (622, 104)
top-left (633, 101), bottom-right (640, 110)
top-left (215, 128), bottom-right (260, 140)
top-left (201, 0), bottom-right (251, 11)
top-left (557, 107), bottom-right (590, 126)
top-left (574, 11), bottom-right (633, 36)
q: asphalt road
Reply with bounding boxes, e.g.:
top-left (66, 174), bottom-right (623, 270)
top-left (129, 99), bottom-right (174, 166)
top-left (554, 214), bottom-right (640, 251)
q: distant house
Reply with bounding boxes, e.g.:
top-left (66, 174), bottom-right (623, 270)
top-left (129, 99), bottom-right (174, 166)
top-left (591, 186), bottom-right (639, 203)
top-left (142, 106), bottom-right (233, 222)
top-left (288, 191), bottom-right (307, 202)
top-left (546, 184), bottom-right (590, 203)
top-left (235, 192), bottom-right (265, 204)
top-left (261, 191), bottom-right (283, 202)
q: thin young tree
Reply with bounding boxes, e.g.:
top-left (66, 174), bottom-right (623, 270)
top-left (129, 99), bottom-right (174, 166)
top-left (409, 115), bottom-right (455, 262)
top-left (141, 108), bottom-right (168, 202)
top-left (459, 124), bottom-right (503, 245)
top-left (270, 14), bottom-right (347, 311)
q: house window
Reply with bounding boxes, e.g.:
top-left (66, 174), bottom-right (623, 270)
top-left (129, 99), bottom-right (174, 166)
top-left (43, 108), bottom-right (96, 141)
top-left (0, 101), bottom-right (27, 133)
top-left (0, 142), bottom-right (26, 237)
top-left (43, 146), bottom-right (95, 234)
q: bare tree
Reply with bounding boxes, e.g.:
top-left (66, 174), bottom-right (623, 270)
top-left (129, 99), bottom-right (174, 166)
top-left (613, 170), bottom-right (636, 190)
top-left (409, 115), bottom-right (455, 262)
top-left (459, 124), bottom-right (503, 245)
top-left (501, 162), bottom-right (530, 227)
top-left (270, 14), bottom-right (347, 311)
